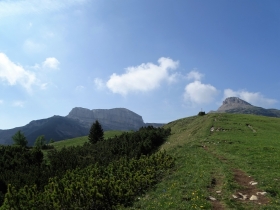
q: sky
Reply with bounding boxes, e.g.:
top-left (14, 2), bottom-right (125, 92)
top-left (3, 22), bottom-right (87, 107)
top-left (0, 0), bottom-right (280, 129)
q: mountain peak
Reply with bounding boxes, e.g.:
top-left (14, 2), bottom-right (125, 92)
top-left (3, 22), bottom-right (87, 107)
top-left (217, 97), bottom-right (252, 112)
top-left (222, 97), bottom-right (252, 106)
top-left (214, 97), bottom-right (280, 117)
top-left (66, 107), bottom-right (145, 130)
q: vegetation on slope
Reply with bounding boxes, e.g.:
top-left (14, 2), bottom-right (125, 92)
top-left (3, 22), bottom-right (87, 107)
top-left (2, 113), bottom-right (280, 209)
top-left (125, 113), bottom-right (280, 209)
top-left (0, 126), bottom-right (173, 209)
top-left (49, 130), bottom-right (124, 150)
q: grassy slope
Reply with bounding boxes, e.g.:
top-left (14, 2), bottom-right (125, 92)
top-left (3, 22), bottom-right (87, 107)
top-left (124, 113), bottom-right (280, 209)
top-left (47, 130), bottom-right (125, 150)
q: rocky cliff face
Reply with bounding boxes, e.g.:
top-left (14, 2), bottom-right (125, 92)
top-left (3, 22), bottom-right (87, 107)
top-left (0, 107), bottom-right (158, 146)
top-left (217, 97), bottom-right (253, 112)
top-left (214, 97), bottom-right (280, 117)
top-left (66, 107), bottom-right (145, 131)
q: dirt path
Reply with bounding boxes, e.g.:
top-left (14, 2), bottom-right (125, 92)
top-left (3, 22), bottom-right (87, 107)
top-left (202, 146), bottom-right (269, 209)
top-left (232, 169), bottom-right (269, 204)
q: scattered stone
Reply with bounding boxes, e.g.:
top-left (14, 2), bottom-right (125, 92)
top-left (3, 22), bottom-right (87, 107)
top-left (210, 127), bottom-right (215, 132)
top-left (216, 190), bottom-right (221, 194)
top-left (209, 196), bottom-right (216, 201)
top-left (256, 192), bottom-right (267, 195)
top-left (238, 192), bottom-right (248, 200)
top-left (249, 181), bottom-right (258, 185)
top-left (249, 195), bottom-right (258, 201)
top-left (232, 195), bottom-right (238, 199)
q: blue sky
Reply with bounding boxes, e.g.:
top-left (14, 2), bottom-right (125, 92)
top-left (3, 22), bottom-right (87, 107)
top-left (0, 0), bottom-right (280, 129)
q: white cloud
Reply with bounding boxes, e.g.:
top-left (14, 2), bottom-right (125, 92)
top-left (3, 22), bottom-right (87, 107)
top-left (0, 0), bottom-right (88, 18)
top-left (13, 101), bottom-right (25, 108)
top-left (94, 78), bottom-right (105, 90)
top-left (223, 89), bottom-right (277, 108)
top-left (42, 57), bottom-right (60, 69)
top-left (187, 70), bottom-right (204, 81)
top-left (184, 81), bottom-right (219, 104)
top-left (167, 72), bottom-right (180, 84)
top-left (0, 53), bottom-right (36, 92)
top-left (106, 57), bottom-right (179, 95)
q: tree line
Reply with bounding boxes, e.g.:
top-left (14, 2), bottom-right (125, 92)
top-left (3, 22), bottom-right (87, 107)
top-left (0, 121), bottom-right (174, 209)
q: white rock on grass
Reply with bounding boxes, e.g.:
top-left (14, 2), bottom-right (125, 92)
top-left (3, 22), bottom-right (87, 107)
top-left (232, 195), bottom-right (238, 199)
top-left (238, 192), bottom-right (248, 200)
top-left (249, 195), bottom-right (258, 201)
top-left (249, 181), bottom-right (258, 185)
top-left (209, 196), bottom-right (216, 201)
top-left (256, 192), bottom-right (267, 195)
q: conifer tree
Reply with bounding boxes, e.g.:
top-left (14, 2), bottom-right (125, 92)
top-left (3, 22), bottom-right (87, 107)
top-left (34, 135), bottom-right (46, 149)
top-left (12, 130), bottom-right (28, 147)
top-left (88, 120), bottom-right (104, 144)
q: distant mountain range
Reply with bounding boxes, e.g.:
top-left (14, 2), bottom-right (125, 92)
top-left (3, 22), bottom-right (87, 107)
top-left (0, 107), bottom-right (165, 146)
top-left (211, 97), bottom-right (280, 117)
top-left (3, 97), bottom-right (276, 146)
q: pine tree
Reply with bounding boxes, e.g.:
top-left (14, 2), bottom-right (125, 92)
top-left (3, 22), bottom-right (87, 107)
top-left (34, 135), bottom-right (46, 149)
top-left (12, 130), bottom-right (28, 147)
top-left (88, 120), bottom-right (104, 144)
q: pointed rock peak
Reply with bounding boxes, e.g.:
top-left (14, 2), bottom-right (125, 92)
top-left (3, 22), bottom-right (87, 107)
top-left (67, 107), bottom-right (93, 119)
top-left (222, 97), bottom-right (252, 106)
top-left (217, 97), bottom-right (253, 112)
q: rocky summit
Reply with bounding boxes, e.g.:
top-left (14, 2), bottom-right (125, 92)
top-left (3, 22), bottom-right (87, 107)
top-left (214, 97), bottom-right (280, 118)
top-left (217, 97), bottom-right (253, 112)
top-left (0, 107), bottom-right (153, 146)
top-left (66, 107), bottom-right (145, 131)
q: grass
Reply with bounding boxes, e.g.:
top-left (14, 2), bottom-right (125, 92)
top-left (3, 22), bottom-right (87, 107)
top-left (41, 130), bottom-right (127, 160)
top-left (122, 113), bottom-right (280, 209)
top-left (48, 130), bottom-right (125, 150)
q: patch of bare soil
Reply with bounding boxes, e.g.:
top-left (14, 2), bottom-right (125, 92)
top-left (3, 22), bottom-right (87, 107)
top-left (207, 177), bottom-right (226, 210)
top-left (201, 147), bottom-right (269, 208)
top-left (211, 199), bottom-right (225, 210)
top-left (232, 169), bottom-right (269, 205)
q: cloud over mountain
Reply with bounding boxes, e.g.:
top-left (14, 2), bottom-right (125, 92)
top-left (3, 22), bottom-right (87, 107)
top-left (223, 89), bottom-right (277, 108)
top-left (184, 70), bottom-right (219, 105)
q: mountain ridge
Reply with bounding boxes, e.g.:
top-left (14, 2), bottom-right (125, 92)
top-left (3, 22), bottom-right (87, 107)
top-left (212, 97), bottom-right (280, 117)
top-left (0, 107), bottom-right (164, 146)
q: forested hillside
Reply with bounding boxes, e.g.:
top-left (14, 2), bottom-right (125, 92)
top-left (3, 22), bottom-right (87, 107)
top-left (0, 126), bottom-right (173, 209)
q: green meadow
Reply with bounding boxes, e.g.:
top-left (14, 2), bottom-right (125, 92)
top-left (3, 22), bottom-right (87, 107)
top-left (49, 130), bottom-right (125, 150)
top-left (123, 113), bottom-right (280, 209)
top-left (13, 113), bottom-right (280, 209)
